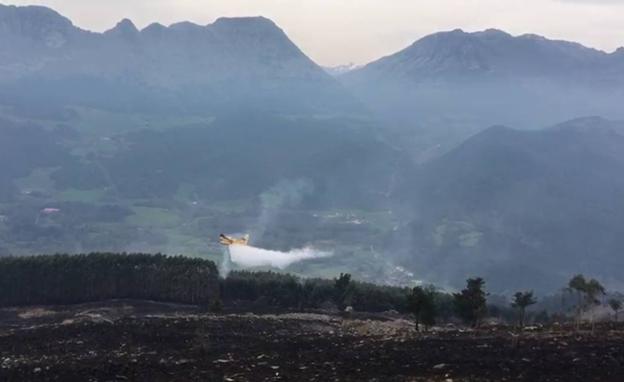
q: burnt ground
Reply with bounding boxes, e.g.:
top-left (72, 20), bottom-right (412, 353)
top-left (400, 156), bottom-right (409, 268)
top-left (1, 301), bottom-right (624, 381)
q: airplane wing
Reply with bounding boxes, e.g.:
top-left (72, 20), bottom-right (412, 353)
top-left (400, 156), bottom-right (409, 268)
top-left (219, 234), bottom-right (249, 246)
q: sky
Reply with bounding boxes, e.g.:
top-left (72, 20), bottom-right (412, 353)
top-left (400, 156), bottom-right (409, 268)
top-left (9, 0), bottom-right (624, 66)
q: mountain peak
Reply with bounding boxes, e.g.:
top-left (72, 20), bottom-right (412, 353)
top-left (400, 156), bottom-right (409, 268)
top-left (117, 18), bottom-right (138, 30)
top-left (141, 22), bottom-right (166, 35)
top-left (474, 29), bottom-right (512, 39)
top-left (0, 4), bottom-right (70, 23)
top-left (213, 16), bottom-right (276, 27)
top-left (0, 4), bottom-right (74, 40)
top-left (168, 21), bottom-right (204, 32)
top-left (428, 28), bottom-right (510, 38)
top-left (0, 4), bottom-right (79, 51)
top-left (106, 18), bottom-right (139, 37)
top-left (420, 28), bottom-right (513, 46)
top-left (208, 16), bottom-right (300, 58)
top-left (212, 16), bottom-right (282, 35)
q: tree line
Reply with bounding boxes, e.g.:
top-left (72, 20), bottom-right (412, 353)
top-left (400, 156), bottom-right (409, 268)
top-left (0, 254), bottom-right (437, 314)
top-left (221, 271), bottom-right (412, 312)
top-left (1, 253), bottom-right (621, 330)
top-left (0, 253), bottom-right (219, 306)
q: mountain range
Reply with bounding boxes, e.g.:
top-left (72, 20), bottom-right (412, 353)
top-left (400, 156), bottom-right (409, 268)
top-left (1, 4), bottom-right (624, 292)
top-left (341, 28), bottom-right (624, 159)
top-left (346, 28), bottom-right (624, 80)
top-left (0, 4), bottom-right (354, 116)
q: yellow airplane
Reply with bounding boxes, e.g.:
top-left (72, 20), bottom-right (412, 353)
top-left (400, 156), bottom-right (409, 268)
top-left (219, 233), bottom-right (250, 246)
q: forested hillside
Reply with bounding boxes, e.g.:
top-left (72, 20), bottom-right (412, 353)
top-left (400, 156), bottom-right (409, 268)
top-left (391, 117), bottom-right (624, 291)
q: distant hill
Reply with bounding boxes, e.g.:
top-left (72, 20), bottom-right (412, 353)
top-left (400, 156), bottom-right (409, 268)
top-left (393, 117), bottom-right (624, 292)
top-left (0, 4), bottom-right (356, 115)
top-left (341, 29), bottom-right (624, 158)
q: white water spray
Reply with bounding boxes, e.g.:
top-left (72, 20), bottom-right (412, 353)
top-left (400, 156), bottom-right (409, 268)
top-left (228, 244), bottom-right (332, 269)
top-left (220, 246), bottom-right (232, 278)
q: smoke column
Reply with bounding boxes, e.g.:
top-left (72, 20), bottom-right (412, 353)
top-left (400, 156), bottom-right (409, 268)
top-left (251, 179), bottom-right (314, 243)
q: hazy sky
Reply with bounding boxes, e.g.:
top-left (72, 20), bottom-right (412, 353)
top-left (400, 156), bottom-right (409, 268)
top-left (9, 0), bottom-right (624, 66)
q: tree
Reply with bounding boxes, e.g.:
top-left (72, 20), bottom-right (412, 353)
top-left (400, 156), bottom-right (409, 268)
top-left (453, 277), bottom-right (488, 328)
top-left (568, 274), bottom-right (587, 328)
top-left (608, 299), bottom-right (622, 322)
top-left (334, 273), bottom-right (353, 311)
top-left (408, 286), bottom-right (437, 330)
top-left (567, 274), bottom-right (605, 330)
top-left (210, 298), bottom-right (223, 313)
top-left (511, 291), bottom-right (537, 328)
top-left (585, 278), bottom-right (605, 332)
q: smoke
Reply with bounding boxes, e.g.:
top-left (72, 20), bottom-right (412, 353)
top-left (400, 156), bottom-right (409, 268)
top-left (251, 179), bottom-right (314, 243)
top-left (228, 244), bottom-right (332, 269)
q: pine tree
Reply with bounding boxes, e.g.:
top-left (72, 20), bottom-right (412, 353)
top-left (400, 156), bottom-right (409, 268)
top-left (408, 286), bottom-right (437, 330)
top-left (511, 291), bottom-right (537, 328)
top-left (453, 277), bottom-right (488, 327)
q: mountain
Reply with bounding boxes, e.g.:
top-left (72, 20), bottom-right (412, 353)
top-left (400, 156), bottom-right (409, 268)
top-left (392, 117), bottom-right (624, 292)
top-left (341, 29), bottom-right (624, 159)
top-left (346, 29), bottom-right (621, 80)
top-left (0, 5), bottom-right (394, 207)
top-left (0, 4), bottom-right (355, 115)
top-left (0, 5), bottom-right (385, 206)
top-left (0, 5), bottom-right (403, 281)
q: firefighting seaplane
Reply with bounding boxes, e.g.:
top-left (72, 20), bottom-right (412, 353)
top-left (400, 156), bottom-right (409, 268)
top-left (219, 233), bottom-right (250, 246)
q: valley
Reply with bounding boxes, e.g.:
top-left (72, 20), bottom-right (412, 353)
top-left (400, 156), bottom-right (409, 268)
top-left (1, 4), bottom-right (624, 293)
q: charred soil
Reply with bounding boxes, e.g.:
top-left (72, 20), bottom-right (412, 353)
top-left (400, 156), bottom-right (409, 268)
top-left (1, 301), bottom-right (623, 381)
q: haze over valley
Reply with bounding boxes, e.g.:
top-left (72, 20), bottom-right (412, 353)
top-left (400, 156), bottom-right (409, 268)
top-left (1, 4), bottom-right (624, 293)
